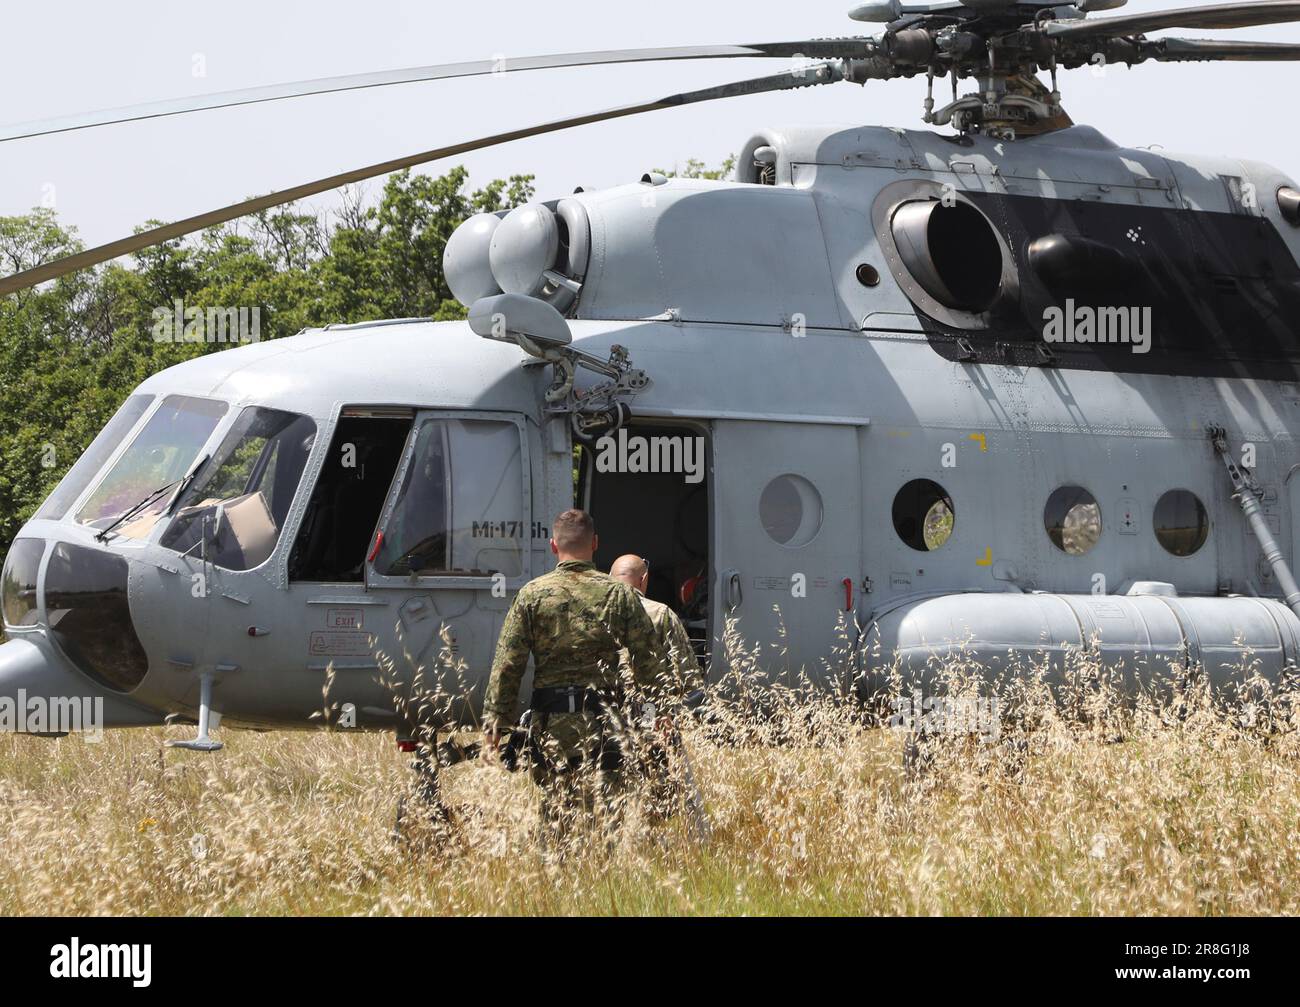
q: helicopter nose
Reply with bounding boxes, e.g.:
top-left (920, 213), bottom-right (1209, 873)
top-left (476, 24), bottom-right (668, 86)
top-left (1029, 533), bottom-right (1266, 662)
top-left (0, 635), bottom-right (164, 732)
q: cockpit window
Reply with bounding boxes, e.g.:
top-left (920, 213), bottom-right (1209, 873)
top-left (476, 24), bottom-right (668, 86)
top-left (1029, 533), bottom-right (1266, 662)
top-left (35, 394), bottom-right (153, 521)
top-left (373, 417), bottom-right (525, 578)
top-left (160, 407), bottom-right (317, 571)
top-left (75, 395), bottom-right (228, 537)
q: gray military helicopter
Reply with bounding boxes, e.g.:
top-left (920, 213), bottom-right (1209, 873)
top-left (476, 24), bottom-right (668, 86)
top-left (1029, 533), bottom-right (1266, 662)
top-left (3, 1), bottom-right (1300, 753)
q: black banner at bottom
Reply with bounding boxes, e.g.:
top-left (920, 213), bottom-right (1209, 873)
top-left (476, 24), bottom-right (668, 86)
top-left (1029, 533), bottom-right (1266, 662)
top-left (0, 916), bottom-right (1290, 993)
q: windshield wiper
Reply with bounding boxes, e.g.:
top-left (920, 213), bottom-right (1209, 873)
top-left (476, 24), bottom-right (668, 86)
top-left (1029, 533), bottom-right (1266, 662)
top-left (163, 453), bottom-right (210, 517)
top-left (93, 454), bottom-right (209, 542)
top-left (94, 479), bottom-right (182, 542)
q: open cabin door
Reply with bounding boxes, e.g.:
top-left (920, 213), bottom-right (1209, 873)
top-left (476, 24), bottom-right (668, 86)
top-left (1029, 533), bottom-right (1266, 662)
top-left (710, 420), bottom-right (864, 682)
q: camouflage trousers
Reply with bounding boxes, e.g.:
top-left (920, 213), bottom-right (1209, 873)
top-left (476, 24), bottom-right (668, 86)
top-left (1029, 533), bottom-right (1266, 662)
top-left (527, 711), bottom-right (678, 841)
top-left (528, 711), bottom-right (629, 841)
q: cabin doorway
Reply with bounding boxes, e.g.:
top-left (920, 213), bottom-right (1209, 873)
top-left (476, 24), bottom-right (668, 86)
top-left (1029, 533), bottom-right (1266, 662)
top-left (578, 422), bottom-right (711, 671)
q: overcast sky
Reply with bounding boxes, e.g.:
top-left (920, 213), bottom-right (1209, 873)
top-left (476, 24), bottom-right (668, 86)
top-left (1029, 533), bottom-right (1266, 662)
top-left (2, 0), bottom-right (1298, 248)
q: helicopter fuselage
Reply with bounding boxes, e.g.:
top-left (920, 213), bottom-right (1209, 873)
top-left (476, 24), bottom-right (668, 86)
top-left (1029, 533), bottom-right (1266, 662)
top-left (5, 121), bottom-right (1300, 735)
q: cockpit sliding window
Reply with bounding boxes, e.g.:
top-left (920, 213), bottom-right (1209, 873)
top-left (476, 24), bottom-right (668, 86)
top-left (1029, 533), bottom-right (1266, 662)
top-left (75, 394), bottom-right (228, 539)
top-left (370, 415), bottom-right (527, 582)
top-left (160, 407), bottom-right (318, 571)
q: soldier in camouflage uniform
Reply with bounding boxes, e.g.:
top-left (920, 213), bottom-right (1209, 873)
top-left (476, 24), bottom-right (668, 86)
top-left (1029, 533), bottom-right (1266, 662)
top-left (484, 510), bottom-right (665, 837)
top-left (609, 554), bottom-right (704, 823)
top-left (609, 554), bottom-right (704, 695)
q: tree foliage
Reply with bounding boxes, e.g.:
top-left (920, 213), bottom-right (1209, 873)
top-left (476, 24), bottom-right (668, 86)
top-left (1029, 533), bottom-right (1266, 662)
top-left (653, 155), bottom-right (737, 181)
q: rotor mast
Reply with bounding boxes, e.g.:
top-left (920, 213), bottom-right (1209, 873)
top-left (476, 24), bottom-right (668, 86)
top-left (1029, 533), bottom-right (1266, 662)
top-left (843, 0), bottom-right (1300, 138)
top-left (843, 1), bottom-right (1100, 138)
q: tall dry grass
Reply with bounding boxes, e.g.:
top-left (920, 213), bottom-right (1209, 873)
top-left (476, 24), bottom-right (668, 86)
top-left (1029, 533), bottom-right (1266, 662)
top-left (2, 627), bottom-right (1298, 916)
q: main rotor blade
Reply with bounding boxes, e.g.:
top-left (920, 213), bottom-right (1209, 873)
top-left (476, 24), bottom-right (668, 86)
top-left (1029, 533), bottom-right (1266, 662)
top-left (1045, 1), bottom-right (1300, 39)
top-left (0, 64), bottom-right (841, 296)
top-left (1150, 37), bottom-right (1300, 59)
top-left (0, 40), bottom-right (866, 143)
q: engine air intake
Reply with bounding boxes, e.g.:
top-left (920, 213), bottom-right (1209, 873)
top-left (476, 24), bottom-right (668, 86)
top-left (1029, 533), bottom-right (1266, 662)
top-left (891, 200), bottom-right (1003, 312)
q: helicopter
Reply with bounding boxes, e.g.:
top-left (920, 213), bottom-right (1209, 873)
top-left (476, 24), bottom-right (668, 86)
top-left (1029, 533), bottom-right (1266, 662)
top-left (3, 0), bottom-right (1300, 753)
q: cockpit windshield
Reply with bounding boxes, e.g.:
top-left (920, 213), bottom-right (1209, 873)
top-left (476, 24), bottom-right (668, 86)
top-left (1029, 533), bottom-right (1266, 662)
top-left (35, 394), bottom-right (154, 522)
top-left (75, 395), bottom-right (228, 538)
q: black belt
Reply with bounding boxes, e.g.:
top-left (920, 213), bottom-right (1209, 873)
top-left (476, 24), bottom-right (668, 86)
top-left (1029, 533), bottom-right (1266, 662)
top-left (530, 685), bottom-right (618, 715)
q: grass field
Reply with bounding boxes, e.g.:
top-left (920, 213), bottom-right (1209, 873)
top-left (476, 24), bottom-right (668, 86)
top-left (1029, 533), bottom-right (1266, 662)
top-left (2, 653), bottom-right (1298, 916)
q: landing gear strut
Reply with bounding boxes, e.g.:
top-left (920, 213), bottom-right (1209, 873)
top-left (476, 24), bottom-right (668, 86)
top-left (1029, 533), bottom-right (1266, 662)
top-left (392, 737), bottom-right (453, 845)
top-left (1209, 425), bottom-right (1300, 617)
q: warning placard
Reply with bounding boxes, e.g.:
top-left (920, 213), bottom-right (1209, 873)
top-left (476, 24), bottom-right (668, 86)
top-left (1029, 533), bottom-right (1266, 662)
top-left (309, 630), bottom-right (375, 657)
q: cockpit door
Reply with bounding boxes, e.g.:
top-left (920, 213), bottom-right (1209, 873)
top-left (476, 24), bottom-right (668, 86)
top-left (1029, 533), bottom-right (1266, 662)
top-left (366, 411), bottom-right (531, 588)
top-left (364, 410), bottom-right (531, 715)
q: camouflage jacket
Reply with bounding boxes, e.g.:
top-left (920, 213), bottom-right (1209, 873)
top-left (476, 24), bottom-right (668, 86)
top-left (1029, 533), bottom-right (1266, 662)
top-left (484, 560), bottom-right (665, 725)
top-left (619, 592), bottom-right (705, 696)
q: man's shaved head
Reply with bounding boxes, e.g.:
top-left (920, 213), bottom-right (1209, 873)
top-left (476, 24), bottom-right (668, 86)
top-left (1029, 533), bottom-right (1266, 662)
top-left (610, 554), bottom-right (649, 592)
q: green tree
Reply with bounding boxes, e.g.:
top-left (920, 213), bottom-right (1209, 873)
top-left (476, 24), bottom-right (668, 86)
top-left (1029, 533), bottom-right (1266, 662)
top-left (653, 155), bottom-right (737, 181)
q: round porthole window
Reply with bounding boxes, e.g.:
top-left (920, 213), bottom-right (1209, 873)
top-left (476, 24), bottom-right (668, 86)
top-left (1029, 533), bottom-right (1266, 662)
top-left (759, 474), bottom-right (823, 547)
top-left (1154, 489), bottom-right (1209, 557)
top-left (1044, 486), bottom-right (1101, 556)
top-left (892, 479), bottom-right (954, 552)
